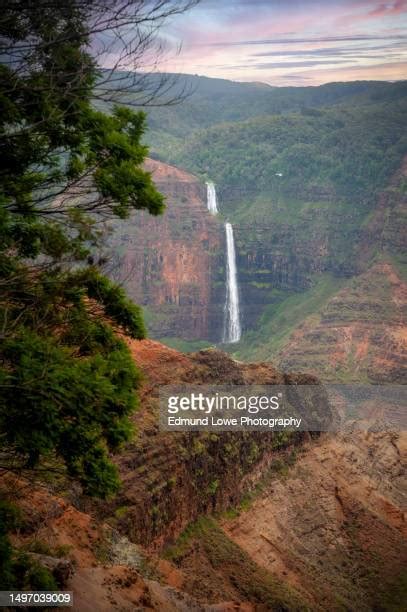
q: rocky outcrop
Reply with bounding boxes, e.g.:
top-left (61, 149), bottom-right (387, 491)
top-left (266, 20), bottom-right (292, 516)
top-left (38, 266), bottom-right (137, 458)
top-left (93, 339), bottom-right (322, 550)
top-left (2, 472), bottom-right (255, 611)
top-left (0, 342), bottom-right (323, 610)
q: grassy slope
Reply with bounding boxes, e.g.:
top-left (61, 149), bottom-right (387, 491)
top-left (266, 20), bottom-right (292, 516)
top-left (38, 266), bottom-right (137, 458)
top-left (158, 336), bottom-right (213, 353)
top-left (164, 516), bottom-right (309, 610)
top-left (233, 274), bottom-right (346, 361)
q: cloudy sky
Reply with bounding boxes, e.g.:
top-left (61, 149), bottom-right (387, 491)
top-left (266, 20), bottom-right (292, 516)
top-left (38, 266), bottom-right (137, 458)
top-left (159, 0), bottom-right (407, 85)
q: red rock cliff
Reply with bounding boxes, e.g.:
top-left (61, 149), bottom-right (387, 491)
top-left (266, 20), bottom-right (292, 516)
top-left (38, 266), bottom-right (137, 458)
top-left (108, 159), bottom-right (222, 340)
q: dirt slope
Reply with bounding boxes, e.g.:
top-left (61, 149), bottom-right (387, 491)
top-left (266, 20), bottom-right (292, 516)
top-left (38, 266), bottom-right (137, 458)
top-left (222, 431), bottom-right (407, 611)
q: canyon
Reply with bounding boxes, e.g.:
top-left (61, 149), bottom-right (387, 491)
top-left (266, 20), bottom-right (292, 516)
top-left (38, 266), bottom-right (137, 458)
top-left (1, 21), bottom-right (406, 610)
top-left (1, 75), bottom-right (405, 609)
top-left (107, 154), bottom-right (406, 386)
top-left (2, 338), bottom-right (405, 610)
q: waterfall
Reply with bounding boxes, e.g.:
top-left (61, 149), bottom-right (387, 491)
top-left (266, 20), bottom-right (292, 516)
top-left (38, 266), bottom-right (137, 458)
top-left (205, 181), bottom-right (241, 343)
top-left (223, 222), bottom-right (241, 343)
top-left (206, 181), bottom-right (218, 215)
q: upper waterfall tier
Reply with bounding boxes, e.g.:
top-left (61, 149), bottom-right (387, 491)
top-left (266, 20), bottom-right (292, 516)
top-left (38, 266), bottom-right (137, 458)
top-left (206, 181), bottom-right (219, 215)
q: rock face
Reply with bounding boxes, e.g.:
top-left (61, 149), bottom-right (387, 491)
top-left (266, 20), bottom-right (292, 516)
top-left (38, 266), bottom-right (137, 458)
top-left (221, 430), bottom-right (407, 611)
top-left (108, 159), bottom-right (224, 341)
top-left (266, 158), bottom-right (407, 383)
top-left (235, 222), bottom-right (330, 331)
top-left (2, 472), bottom-right (252, 612)
top-left (101, 339), bottom-right (321, 550)
top-left (277, 262), bottom-right (407, 382)
top-left (107, 156), bottom-right (406, 353)
top-left (2, 340), bottom-right (405, 610)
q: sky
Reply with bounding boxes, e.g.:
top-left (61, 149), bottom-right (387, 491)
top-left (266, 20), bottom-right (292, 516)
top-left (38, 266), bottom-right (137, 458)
top-left (157, 0), bottom-right (407, 85)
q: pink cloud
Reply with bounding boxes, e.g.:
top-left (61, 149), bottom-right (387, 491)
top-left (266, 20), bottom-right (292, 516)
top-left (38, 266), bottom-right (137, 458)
top-left (231, 59), bottom-right (406, 86)
top-left (129, 1), bottom-right (407, 86)
top-left (336, 0), bottom-right (407, 28)
top-left (369, 0), bottom-right (407, 18)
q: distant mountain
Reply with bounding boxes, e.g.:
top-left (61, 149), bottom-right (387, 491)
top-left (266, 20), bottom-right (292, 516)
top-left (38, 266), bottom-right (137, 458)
top-left (105, 72), bottom-right (407, 382)
top-left (97, 70), bottom-right (407, 139)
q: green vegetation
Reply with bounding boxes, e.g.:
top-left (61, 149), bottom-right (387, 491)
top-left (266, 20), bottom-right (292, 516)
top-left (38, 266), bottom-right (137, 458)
top-left (148, 82), bottom-right (407, 209)
top-left (164, 516), bottom-right (308, 610)
top-left (159, 336), bottom-right (213, 353)
top-left (173, 103), bottom-right (406, 207)
top-left (144, 76), bottom-right (407, 148)
top-left (0, 3), bottom-right (165, 497)
top-left (0, 501), bottom-right (57, 590)
top-left (235, 274), bottom-right (346, 361)
top-left (143, 75), bottom-right (406, 360)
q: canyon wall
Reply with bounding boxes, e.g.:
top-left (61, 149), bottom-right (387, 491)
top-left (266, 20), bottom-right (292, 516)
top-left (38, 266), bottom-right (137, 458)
top-left (235, 219), bottom-right (331, 331)
top-left (95, 339), bottom-right (323, 550)
top-left (107, 160), bottom-right (352, 341)
top-left (276, 262), bottom-right (407, 382)
top-left (267, 158), bottom-right (407, 382)
top-left (108, 159), bottom-right (224, 341)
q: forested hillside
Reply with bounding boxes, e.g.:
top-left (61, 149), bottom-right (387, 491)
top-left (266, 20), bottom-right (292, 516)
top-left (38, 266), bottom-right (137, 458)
top-left (140, 73), bottom-right (407, 137)
top-left (127, 74), bottom-right (407, 379)
top-left (169, 101), bottom-right (405, 203)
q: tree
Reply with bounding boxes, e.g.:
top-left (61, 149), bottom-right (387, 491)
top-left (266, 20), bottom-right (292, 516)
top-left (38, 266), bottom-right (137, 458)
top-left (0, 499), bottom-right (58, 589)
top-left (0, 0), bottom-right (197, 497)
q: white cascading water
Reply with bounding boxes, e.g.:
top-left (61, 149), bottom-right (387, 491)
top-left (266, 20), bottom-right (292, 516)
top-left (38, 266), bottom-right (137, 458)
top-left (223, 222), bottom-right (241, 343)
top-left (206, 181), bottom-right (219, 215)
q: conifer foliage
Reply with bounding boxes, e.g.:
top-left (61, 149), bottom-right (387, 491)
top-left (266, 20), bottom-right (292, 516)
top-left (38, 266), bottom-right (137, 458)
top-left (0, 1), bottom-right (193, 496)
